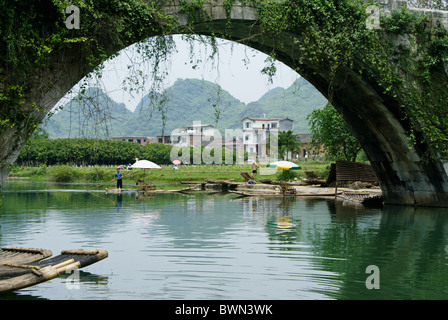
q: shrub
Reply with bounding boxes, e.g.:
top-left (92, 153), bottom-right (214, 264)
top-left (31, 165), bottom-right (47, 176)
top-left (48, 165), bottom-right (76, 182)
top-left (85, 167), bottom-right (107, 182)
top-left (276, 169), bottom-right (299, 181)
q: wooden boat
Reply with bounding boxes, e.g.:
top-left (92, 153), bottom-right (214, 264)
top-left (0, 247), bottom-right (108, 293)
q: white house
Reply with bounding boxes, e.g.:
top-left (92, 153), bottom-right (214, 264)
top-left (170, 123), bottom-right (215, 147)
top-left (241, 116), bottom-right (294, 158)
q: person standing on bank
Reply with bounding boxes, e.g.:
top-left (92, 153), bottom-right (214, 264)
top-left (251, 160), bottom-right (259, 181)
top-left (114, 168), bottom-right (123, 191)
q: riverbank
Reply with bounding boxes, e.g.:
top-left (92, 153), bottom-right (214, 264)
top-left (8, 160), bottom-right (332, 188)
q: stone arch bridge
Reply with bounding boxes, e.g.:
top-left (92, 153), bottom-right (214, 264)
top-left (1, 0), bottom-right (448, 206)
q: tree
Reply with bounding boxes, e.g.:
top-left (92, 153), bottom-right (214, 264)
top-left (307, 103), bottom-right (362, 162)
top-left (278, 130), bottom-right (301, 160)
top-left (30, 127), bottom-right (49, 141)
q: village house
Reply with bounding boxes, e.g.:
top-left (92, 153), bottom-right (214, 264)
top-left (110, 136), bottom-right (154, 146)
top-left (297, 134), bottom-right (325, 158)
top-left (156, 135), bottom-right (172, 144)
top-left (241, 115), bottom-right (294, 158)
top-left (170, 123), bottom-right (215, 147)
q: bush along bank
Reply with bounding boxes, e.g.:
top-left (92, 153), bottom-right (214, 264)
top-left (16, 138), bottom-right (247, 167)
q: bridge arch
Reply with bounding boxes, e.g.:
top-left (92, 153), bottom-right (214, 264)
top-left (1, 0), bottom-right (448, 206)
top-left (163, 0), bottom-right (448, 207)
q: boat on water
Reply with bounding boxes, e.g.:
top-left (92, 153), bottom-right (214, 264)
top-left (0, 246), bottom-right (108, 293)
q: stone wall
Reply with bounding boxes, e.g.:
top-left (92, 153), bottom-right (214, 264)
top-left (376, 0), bottom-right (448, 29)
top-left (163, 0), bottom-right (258, 26)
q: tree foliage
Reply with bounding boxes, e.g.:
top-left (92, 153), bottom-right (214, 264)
top-left (307, 103), bottom-right (362, 162)
top-left (278, 130), bottom-right (301, 160)
top-left (0, 0), bottom-right (176, 162)
top-left (17, 137), bottom-right (245, 166)
top-left (2, 0), bottom-right (448, 170)
top-left (17, 138), bottom-right (172, 166)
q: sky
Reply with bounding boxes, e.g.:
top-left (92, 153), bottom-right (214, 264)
top-left (60, 35), bottom-right (300, 111)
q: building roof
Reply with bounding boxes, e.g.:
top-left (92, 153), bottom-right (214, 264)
top-left (178, 123), bottom-right (214, 129)
top-left (241, 116), bottom-right (293, 122)
top-left (111, 136), bottom-right (153, 139)
top-left (298, 134), bottom-right (313, 143)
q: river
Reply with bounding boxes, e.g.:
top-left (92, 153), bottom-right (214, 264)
top-left (1, 181), bottom-right (448, 300)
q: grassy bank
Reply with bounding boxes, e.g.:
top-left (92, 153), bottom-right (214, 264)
top-left (8, 160), bottom-right (333, 188)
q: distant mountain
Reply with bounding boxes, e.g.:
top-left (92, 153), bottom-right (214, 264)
top-left (257, 87), bottom-right (285, 101)
top-left (43, 77), bottom-right (327, 139)
top-left (240, 77), bottom-right (327, 133)
top-left (133, 78), bottom-right (247, 134)
top-left (43, 87), bottom-right (135, 138)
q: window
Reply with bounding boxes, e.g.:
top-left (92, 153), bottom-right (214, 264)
top-left (271, 122), bottom-right (277, 128)
top-left (245, 122), bottom-right (251, 129)
top-left (245, 135), bottom-right (250, 141)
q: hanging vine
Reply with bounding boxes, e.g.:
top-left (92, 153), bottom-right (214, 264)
top-left (0, 0), bottom-right (176, 163)
top-left (1, 0), bottom-right (448, 165)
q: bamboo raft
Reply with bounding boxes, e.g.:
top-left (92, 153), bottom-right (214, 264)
top-left (341, 191), bottom-right (383, 207)
top-left (0, 247), bottom-right (108, 293)
top-left (229, 190), bottom-right (295, 197)
top-left (229, 190), bottom-right (342, 197)
top-left (105, 187), bottom-right (195, 194)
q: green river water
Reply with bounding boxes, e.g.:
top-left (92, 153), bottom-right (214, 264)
top-left (1, 181), bottom-right (448, 300)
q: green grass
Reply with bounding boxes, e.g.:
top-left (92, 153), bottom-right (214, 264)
top-left (9, 160), bottom-right (332, 187)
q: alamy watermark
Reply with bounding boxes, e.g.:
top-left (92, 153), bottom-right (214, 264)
top-left (366, 5), bottom-right (381, 30)
top-left (365, 265), bottom-right (380, 289)
top-left (65, 5), bottom-right (80, 30)
top-left (169, 121), bottom-right (279, 175)
top-left (65, 265), bottom-right (80, 290)
top-left (366, 0), bottom-right (395, 30)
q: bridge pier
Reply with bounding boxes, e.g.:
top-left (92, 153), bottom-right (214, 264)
top-left (317, 66), bottom-right (448, 207)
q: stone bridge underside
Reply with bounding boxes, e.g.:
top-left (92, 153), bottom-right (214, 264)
top-left (2, 0), bottom-right (448, 207)
top-left (165, 0), bottom-right (448, 207)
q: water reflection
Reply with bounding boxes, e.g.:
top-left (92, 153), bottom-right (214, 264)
top-left (2, 182), bottom-right (448, 299)
top-left (116, 194), bottom-right (123, 212)
top-left (310, 203), bottom-right (448, 299)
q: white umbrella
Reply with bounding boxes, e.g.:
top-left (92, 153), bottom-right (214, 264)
top-left (131, 160), bottom-right (161, 169)
top-left (131, 160), bottom-right (161, 183)
top-left (267, 161), bottom-right (301, 170)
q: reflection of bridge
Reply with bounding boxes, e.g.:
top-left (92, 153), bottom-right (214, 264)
top-left (1, 0), bottom-right (448, 206)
